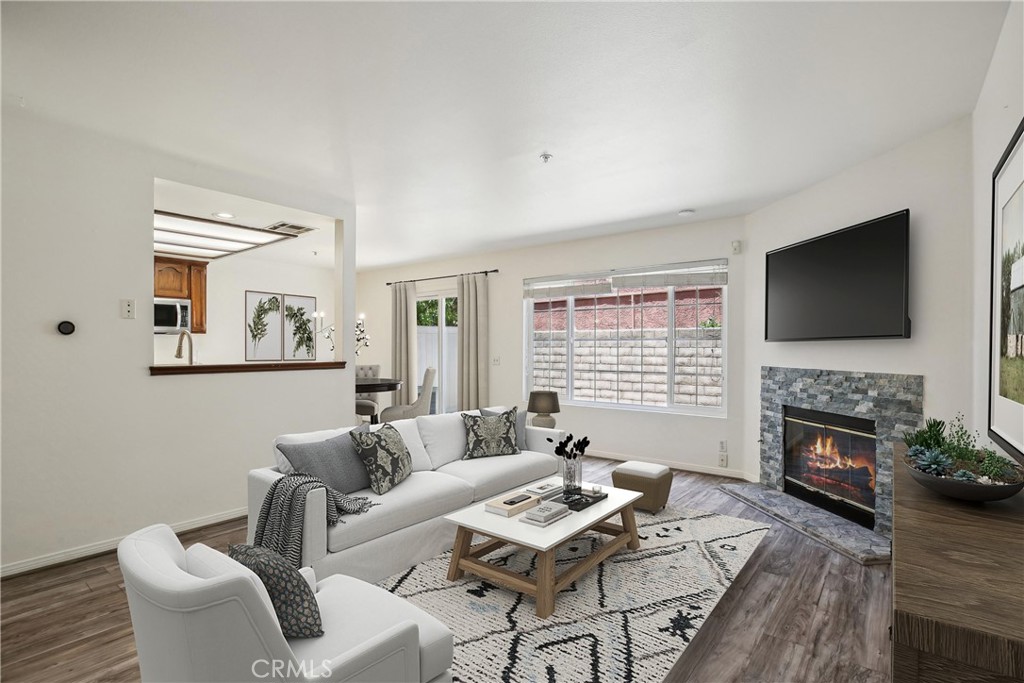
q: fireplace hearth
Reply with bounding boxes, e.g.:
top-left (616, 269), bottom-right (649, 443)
top-left (783, 406), bottom-right (876, 529)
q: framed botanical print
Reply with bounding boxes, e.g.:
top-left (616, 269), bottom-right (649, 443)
top-left (989, 117), bottom-right (1024, 463)
top-left (245, 291), bottom-right (283, 361)
top-left (283, 294), bottom-right (317, 361)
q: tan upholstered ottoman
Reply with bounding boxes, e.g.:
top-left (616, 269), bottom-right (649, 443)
top-left (612, 461), bottom-right (672, 513)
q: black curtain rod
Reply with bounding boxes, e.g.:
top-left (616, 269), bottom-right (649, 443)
top-left (386, 269), bottom-right (498, 287)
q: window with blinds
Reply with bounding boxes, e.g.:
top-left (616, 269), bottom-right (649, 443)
top-left (524, 260), bottom-right (727, 414)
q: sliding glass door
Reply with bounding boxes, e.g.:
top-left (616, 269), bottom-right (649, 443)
top-left (416, 296), bottom-right (458, 414)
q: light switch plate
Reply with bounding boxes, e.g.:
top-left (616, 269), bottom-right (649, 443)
top-left (120, 298), bottom-right (136, 319)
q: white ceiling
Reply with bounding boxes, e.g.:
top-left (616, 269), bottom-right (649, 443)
top-left (3, 2), bottom-right (1009, 270)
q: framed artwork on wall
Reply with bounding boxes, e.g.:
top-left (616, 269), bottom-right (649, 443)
top-left (989, 116), bottom-right (1024, 464)
top-left (245, 291), bottom-right (283, 361)
top-left (283, 294), bottom-right (317, 361)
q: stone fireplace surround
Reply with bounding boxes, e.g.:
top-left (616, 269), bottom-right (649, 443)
top-left (759, 366), bottom-right (924, 537)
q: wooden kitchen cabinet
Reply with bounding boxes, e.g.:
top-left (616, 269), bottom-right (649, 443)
top-left (189, 262), bottom-right (207, 333)
top-left (154, 257), bottom-right (190, 298)
top-left (154, 256), bottom-right (208, 333)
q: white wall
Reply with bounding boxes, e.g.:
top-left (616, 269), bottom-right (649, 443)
top-left (741, 118), bottom-right (974, 479)
top-left (971, 2), bottom-right (1024, 455)
top-left (356, 216), bottom-right (749, 478)
top-left (1, 110), bottom-right (358, 573)
top-left (154, 254), bottom-right (335, 365)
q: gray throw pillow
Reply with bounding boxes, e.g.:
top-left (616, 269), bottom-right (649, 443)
top-left (276, 424), bottom-right (370, 494)
top-left (463, 408), bottom-right (521, 459)
top-left (481, 406), bottom-right (527, 451)
top-left (349, 424), bottom-right (413, 495)
top-left (227, 545), bottom-right (323, 638)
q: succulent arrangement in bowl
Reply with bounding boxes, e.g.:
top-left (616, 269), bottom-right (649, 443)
top-left (903, 415), bottom-right (1024, 501)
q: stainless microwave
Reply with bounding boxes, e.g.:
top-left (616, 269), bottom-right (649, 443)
top-left (154, 298), bottom-right (191, 334)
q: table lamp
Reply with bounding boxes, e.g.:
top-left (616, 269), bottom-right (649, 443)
top-left (527, 390), bottom-right (560, 428)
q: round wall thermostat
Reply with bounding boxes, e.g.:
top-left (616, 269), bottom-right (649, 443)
top-left (57, 321), bottom-right (76, 335)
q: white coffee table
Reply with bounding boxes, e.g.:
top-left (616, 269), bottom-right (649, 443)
top-left (444, 481), bottom-right (643, 619)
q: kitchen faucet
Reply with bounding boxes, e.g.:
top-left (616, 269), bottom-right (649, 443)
top-left (174, 329), bottom-right (194, 365)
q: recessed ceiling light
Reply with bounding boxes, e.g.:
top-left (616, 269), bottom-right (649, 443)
top-left (212, 212), bottom-right (235, 220)
top-left (678, 209), bottom-right (696, 216)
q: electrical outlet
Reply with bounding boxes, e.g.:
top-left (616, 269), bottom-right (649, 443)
top-left (719, 452), bottom-right (728, 468)
top-left (491, 355), bottom-right (501, 366)
top-left (120, 298), bottom-right (136, 320)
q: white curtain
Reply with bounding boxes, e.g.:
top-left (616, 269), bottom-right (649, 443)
top-left (390, 282), bottom-right (418, 404)
top-left (457, 273), bottom-right (489, 410)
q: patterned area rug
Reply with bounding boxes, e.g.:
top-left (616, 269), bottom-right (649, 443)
top-left (378, 506), bottom-right (770, 683)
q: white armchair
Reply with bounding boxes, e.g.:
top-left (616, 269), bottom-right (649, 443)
top-left (118, 524), bottom-right (453, 683)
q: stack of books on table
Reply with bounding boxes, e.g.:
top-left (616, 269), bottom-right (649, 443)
top-left (484, 493), bottom-right (540, 517)
top-left (519, 501), bottom-right (571, 528)
top-left (523, 481), bottom-right (564, 501)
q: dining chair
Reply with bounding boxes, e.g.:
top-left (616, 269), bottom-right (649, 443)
top-left (355, 364), bottom-right (382, 424)
top-left (380, 368), bottom-right (436, 422)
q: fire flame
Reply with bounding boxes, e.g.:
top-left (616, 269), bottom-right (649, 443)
top-left (791, 427), bottom-right (876, 503)
top-left (811, 433), bottom-right (856, 470)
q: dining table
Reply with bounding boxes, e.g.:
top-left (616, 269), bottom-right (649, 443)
top-left (355, 377), bottom-right (403, 394)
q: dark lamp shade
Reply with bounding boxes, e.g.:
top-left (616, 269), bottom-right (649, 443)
top-left (528, 390), bottom-right (560, 414)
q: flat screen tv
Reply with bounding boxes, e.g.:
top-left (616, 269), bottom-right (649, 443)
top-left (765, 209), bottom-right (910, 341)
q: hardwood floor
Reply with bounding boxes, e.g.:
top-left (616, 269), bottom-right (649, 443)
top-left (0, 458), bottom-right (891, 682)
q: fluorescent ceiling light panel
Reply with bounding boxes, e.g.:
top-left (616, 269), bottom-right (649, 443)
top-left (153, 211), bottom-right (303, 260)
top-left (153, 214), bottom-right (283, 245)
top-left (153, 230), bottom-right (255, 252)
top-left (154, 243), bottom-right (231, 258)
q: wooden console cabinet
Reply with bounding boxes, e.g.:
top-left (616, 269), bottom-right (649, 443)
top-left (154, 256), bottom-right (207, 333)
top-left (892, 443), bottom-right (1024, 682)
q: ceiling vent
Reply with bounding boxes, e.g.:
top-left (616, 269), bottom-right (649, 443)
top-left (264, 221), bottom-right (317, 236)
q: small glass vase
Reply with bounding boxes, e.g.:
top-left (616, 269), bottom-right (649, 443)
top-left (562, 457), bottom-right (583, 496)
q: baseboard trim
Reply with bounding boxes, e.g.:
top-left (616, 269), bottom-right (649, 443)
top-left (1, 507), bottom-right (247, 578)
top-left (588, 449), bottom-right (757, 482)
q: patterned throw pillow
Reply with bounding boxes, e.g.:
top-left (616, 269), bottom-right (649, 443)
top-left (481, 406), bottom-right (528, 451)
top-left (349, 423), bottom-right (413, 495)
top-left (463, 407), bottom-right (521, 459)
top-left (227, 545), bottom-right (323, 638)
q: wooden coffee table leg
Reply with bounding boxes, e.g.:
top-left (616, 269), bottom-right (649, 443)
top-left (536, 549), bottom-right (556, 619)
top-left (447, 526), bottom-right (473, 581)
top-left (621, 505), bottom-right (641, 550)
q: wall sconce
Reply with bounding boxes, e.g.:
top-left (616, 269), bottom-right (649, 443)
top-left (313, 311), bottom-right (335, 352)
top-left (355, 314), bottom-right (370, 356)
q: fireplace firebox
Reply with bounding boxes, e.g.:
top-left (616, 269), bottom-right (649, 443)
top-left (783, 406), bottom-right (876, 529)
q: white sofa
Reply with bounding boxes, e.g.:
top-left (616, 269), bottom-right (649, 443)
top-left (247, 410), bottom-right (563, 583)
